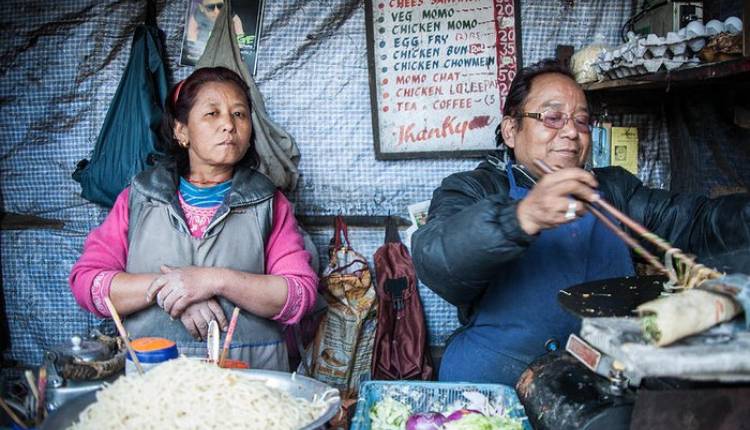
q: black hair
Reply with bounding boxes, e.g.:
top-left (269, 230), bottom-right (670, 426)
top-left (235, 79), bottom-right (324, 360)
top-left (495, 59), bottom-right (578, 149)
top-left (158, 66), bottom-right (258, 175)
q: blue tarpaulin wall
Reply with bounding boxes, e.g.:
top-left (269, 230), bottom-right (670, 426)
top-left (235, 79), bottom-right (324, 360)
top-left (1, 0), bottom-right (676, 366)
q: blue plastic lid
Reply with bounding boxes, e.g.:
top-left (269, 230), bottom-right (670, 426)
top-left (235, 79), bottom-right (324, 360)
top-left (126, 337), bottom-right (179, 363)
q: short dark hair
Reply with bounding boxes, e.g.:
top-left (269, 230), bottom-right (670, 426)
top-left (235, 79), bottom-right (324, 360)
top-left (158, 66), bottom-right (258, 175)
top-left (495, 59), bottom-right (578, 148)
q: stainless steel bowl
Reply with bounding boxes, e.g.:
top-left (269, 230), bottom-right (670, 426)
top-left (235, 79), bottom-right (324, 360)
top-left (41, 368), bottom-right (341, 429)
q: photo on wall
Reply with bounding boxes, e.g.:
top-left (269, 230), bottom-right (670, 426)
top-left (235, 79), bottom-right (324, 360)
top-left (180, 0), bottom-right (266, 74)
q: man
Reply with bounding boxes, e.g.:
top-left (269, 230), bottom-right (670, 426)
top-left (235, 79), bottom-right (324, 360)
top-left (411, 59), bottom-right (750, 386)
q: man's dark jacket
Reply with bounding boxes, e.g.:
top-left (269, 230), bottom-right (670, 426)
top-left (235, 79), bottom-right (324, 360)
top-left (412, 158), bottom-right (750, 325)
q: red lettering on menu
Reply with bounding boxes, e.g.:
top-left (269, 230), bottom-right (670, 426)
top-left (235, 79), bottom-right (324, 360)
top-left (468, 115), bottom-right (491, 129)
top-left (397, 116), bottom-right (471, 145)
top-left (389, 0), bottom-right (424, 7)
top-left (397, 115), bottom-right (493, 146)
top-left (432, 98), bottom-right (472, 110)
top-left (396, 74), bottom-right (427, 84)
top-left (396, 101), bottom-right (418, 111)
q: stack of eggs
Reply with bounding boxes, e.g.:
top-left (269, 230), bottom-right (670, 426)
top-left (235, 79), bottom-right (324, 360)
top-left (593, 16), bottom-right (743, 81)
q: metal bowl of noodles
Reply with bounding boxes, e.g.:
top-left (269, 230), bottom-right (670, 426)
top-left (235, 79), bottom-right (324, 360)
top-left (41, 368), bottom-right (341, 430)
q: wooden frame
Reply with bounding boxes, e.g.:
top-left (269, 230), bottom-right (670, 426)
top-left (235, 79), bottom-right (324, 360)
top-left (365, 0), bottom-right (522, 160)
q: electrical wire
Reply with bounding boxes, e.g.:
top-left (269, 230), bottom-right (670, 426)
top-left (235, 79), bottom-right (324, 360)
top-left (620, 1), bottom-right (669, 42)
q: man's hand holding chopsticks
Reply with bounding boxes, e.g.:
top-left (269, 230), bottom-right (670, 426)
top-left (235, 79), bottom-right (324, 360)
top-left (516, 167), bottom-right (600, 235)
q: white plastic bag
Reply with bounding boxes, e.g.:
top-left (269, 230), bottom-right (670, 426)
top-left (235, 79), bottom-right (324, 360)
top-left (571, 34), bottom-right (609, 83)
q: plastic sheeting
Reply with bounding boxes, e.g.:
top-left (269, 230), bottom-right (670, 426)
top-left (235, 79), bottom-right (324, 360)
top-left (667, 87), bottom-right (750, 195)
top-left (1, 0), bottom-right (670, 365)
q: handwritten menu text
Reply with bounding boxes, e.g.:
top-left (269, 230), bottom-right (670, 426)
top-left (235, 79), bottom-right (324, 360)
top-left (369, 0), bottom-right (519, 157)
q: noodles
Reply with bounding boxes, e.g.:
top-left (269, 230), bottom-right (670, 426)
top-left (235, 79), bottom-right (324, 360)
top-left (662, 248), bottom-right (721, 291)
top-left (70, 357), bottom-right (330, 430)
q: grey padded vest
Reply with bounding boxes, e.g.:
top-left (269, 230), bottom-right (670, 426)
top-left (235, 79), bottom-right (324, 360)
top-left (123, 163), bottom-right (288, 370)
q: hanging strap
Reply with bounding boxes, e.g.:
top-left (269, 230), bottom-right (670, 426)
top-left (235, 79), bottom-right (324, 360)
top-left (332, 216), bottom-right (351, 250)
top-left (384, 215), bottom-right (401, 244)
top-left (145, 0), bottom-right (156, 26)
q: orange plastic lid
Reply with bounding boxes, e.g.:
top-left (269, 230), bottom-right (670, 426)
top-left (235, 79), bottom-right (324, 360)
top-left (131, 337), bottom-right (176, 352)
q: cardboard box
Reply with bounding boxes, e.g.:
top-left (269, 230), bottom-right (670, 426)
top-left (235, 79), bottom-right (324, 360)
top-left (611, 127), bottom-right (639, 174)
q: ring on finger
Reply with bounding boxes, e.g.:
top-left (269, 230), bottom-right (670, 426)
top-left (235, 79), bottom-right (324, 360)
top-left (564, 200), bottom-right (577, 220)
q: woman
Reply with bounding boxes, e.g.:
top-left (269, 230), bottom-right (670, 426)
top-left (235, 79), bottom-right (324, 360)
top-left (70, 67), bottom-right (317, 371)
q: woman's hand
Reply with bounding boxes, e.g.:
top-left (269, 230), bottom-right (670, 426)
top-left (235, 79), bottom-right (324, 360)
top-left (516, 168), bottom-right (599, 235)
top-left (146, 265), bottom-right (220, 318)
top-left (179, 299), bottom-right (228, 340)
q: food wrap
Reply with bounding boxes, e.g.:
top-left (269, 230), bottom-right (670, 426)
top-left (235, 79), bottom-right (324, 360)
top-left (638, 289), bottom-right (742, 346)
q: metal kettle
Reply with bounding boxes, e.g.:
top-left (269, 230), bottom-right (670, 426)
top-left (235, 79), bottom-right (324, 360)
top-left (43, 331), bottom-right (124, 411)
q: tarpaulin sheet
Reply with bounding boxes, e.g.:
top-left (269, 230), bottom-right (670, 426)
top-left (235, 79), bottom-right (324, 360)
top-left (1, 0), bottom-right (678, 365)
top-left (667, 87), bottom-right (750, 195)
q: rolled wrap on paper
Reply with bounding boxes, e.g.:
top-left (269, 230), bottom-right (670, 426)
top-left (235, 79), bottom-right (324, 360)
top-left (638, 289), bottom-right (742, 346)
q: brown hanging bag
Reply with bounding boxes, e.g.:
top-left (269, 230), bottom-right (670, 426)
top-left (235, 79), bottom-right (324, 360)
top-left (310, 216), bottom-right (378, 398)
top-left (371, 216), bottom-right (433, 381)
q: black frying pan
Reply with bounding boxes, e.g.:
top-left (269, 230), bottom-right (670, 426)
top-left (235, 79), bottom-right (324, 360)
top-left (558, 248), bottom-right (750, 319)
top-left (558, 275), bottom-right (667, 318)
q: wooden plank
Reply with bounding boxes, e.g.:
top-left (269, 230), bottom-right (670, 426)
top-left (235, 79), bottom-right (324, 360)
top-left (582, 78), bottom-right (656, 92)
top-left (583, 57), bottom-right (750, 93)
top-left (296, 215), bottom-right (411, 228)
top-left (1, 213), bottom-right (64, 230)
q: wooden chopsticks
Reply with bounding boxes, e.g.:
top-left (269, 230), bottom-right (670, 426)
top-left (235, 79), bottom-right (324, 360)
top-left (218, 307), bottom-right (241, 368)
top-left (24, 371), bottom-right (39, 405)
top-left (0, 397), bottom-right (27, 429)
top-left (36, 367), bottom-right (46, 423)
top-left (533, 159), bottom-right (690, 277)
top-left (104, 297), bottom-right (145, 375)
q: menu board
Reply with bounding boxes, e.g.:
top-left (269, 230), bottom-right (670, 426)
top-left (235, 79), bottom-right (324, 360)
top-left (365, 0), bottom-right (521, 159)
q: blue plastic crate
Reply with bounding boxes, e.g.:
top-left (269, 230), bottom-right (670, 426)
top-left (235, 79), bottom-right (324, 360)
top-left (350, 380), bottom-right (531, 430)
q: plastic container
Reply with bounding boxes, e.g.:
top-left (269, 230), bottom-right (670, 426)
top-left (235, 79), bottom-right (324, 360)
top-left (125, 337), bottom-right (178, 375)
top-left (219, 358), bottom-right (250, 369)
top-left (350, 380), bottom-right (531, 430)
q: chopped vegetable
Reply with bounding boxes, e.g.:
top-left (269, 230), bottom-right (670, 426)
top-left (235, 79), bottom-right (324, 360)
top-left (445, 409), bottom-right (482, 422)
top-left (405, 412), bottom-right (446, 430)
top-left (370, 397), bottom-right (412, 430)
top-left (369, 396), bottom-right (524, 430)
top-left (443, 413), bottom-right (523, 430)
top-left (641, 313), bottom-right (661, 343)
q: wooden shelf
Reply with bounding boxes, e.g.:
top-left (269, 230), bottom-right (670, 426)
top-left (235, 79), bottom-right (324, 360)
top-left (582, 57), bottom-right (750, 93)
top-left (1, 212), bottom-right (65, 230)
top-left (297, 215), bottom-right (411, 228)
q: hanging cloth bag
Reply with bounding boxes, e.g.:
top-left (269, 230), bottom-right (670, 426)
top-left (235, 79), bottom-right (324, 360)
top-left (310, 216), bottom-right (377, 400)
top-left (72, 21), bottom-right (168, 207)
top-left (195, 1), bottom-right (300, 191)
top-left (372, 216), bottom-right (433, 381)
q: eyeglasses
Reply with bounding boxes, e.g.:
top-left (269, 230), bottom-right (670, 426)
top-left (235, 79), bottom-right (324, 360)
top-left (205, 2), bottom-right (224, 11)
top-left (521, 110), bottom-right (591, 134)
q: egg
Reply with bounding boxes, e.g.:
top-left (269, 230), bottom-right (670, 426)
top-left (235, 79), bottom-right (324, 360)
top-left (724, 16), bottom-right (742, 34)
top-left (685, 20), bottom-right (706, 37)
top-left (705, 19), bottom-right (725, 36)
